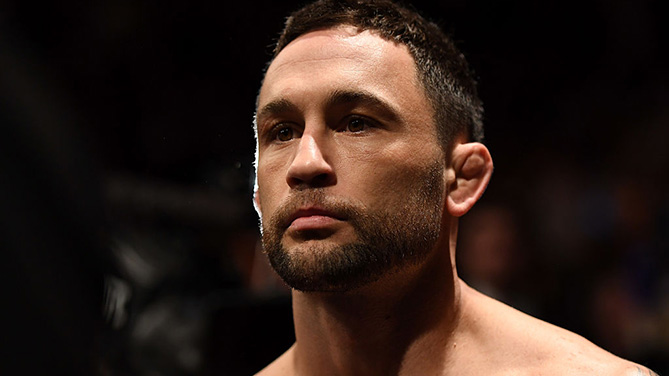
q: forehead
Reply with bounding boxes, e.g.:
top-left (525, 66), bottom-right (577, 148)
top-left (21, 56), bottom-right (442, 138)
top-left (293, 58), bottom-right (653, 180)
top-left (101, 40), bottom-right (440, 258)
top-left (267, 26), bottom-right (414, 75)
top-left (257, 26), bottom-right (430, 120)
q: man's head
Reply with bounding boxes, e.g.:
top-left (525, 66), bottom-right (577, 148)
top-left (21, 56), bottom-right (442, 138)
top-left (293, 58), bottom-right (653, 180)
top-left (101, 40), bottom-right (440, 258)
top-left (253, 0), bottom-right (492, 293)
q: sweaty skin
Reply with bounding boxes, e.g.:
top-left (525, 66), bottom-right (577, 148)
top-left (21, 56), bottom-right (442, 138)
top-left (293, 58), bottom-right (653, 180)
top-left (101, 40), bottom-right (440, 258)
top-left (254, 26), bottom-right (650, 376)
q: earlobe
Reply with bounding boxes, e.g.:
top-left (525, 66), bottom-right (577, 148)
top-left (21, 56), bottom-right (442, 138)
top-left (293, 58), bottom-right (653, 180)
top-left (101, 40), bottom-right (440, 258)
top-left (446, 142), bottom-right (493, 217)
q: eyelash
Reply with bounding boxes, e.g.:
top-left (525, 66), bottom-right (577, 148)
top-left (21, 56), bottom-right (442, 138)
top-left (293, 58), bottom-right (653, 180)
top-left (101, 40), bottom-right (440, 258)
top-left (264, 115), bottom-right (378, 143)
top-left (266, 123), bottom-right (299, 143)
top-left (340, 116), bottom-right (374, 133)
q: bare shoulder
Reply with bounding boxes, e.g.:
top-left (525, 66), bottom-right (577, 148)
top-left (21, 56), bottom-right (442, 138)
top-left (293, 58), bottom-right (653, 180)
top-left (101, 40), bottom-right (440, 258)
top-left (458, 281), bottom-right (657, 375)
top-left (255, 345), bottom-right (294, 376)
top-left (619, 364), bottom-right (661, 376)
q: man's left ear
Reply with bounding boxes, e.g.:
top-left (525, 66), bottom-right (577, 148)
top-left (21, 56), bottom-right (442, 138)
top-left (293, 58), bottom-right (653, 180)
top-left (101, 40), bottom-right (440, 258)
top-left (446, 142), bottom-right (493, 217)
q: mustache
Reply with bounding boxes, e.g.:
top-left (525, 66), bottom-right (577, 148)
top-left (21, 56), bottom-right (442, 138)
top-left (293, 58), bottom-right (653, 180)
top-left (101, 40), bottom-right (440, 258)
top-left (268, 189), bottom-right (366, 231)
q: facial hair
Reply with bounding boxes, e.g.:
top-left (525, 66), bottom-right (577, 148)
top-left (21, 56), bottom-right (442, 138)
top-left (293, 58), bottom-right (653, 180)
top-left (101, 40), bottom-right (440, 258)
top-left (261, 162), bottom-right (445, 292)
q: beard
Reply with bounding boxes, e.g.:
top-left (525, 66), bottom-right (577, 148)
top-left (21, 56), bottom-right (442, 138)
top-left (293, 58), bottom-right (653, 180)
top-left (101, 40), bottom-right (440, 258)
top-left (260, 162), bottom-right (445, 292)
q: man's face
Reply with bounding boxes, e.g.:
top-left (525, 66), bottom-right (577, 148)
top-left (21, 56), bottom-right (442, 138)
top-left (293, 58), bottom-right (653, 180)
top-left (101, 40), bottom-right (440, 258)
top-left (254, 26), bottom-right (448, 292)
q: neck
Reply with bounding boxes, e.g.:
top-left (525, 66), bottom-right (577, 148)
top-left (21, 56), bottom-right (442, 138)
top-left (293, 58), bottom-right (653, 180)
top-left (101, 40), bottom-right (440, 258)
top-left (290, 236), bottom-right (461, 376)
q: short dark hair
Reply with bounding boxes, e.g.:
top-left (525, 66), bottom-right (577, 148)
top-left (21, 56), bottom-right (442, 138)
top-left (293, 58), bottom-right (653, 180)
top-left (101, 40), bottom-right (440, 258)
top-left (269, 0), bottom-right (484, 147)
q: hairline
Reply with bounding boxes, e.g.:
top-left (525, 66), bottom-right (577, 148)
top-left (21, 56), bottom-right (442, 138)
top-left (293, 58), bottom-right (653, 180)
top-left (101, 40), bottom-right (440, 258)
top-left (255, 24), bottom-right (450, 152)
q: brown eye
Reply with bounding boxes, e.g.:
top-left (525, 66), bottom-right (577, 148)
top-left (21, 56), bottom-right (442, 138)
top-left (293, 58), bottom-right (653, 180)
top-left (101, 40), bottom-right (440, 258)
top-left (347, 118), bottom-right (367, 132)
top-left (276, 127), bottom-right (293, 141)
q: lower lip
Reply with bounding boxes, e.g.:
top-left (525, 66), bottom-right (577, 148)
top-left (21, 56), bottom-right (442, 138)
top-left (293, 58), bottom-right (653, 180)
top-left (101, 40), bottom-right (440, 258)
top-left (289, 215), bottom-right (339, 231)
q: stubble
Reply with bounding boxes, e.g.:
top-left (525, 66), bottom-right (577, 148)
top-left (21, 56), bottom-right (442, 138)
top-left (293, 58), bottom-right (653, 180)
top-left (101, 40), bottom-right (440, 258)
top-left (261, 162), bottom-right (445, 292)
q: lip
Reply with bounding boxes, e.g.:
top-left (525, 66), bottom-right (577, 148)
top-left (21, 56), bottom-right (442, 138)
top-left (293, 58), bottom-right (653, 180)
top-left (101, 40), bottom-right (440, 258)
top-left (286, 207), bottom-right (343, 231)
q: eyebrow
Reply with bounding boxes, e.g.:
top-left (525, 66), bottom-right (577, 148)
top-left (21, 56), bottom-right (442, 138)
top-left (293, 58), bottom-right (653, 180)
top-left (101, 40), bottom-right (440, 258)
top-left (325, 89), bottom-right (401, 123)
top-left (256, 89), bottom-right (401, 125)
top-left (256, 98), bottom-right (299, 124)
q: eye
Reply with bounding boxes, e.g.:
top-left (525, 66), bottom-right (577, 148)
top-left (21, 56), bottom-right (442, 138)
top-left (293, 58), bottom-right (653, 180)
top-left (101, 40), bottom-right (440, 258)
top-left (275, 125), bottom-right (294, 142)
top-left (345, 117), bottom-right (370, 133)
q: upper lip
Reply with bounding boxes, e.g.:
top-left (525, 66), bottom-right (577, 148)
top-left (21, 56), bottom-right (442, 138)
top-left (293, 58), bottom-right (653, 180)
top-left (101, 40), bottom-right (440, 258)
top-left (287, 207), bottom-right (343, 225)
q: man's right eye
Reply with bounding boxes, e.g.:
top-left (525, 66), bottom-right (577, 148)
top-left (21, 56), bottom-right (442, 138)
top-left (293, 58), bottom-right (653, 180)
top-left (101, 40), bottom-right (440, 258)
top-left (275, 126), bottom-right (294, 142)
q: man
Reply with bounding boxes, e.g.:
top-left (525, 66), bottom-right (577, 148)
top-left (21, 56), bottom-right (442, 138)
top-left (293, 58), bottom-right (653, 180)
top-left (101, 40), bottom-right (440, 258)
top-left (252, 0), bottom-right (657, 374)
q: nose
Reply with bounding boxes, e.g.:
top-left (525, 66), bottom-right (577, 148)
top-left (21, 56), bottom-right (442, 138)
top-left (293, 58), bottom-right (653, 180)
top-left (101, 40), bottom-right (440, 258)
top-left (286, 133), bottom-right (336, 188)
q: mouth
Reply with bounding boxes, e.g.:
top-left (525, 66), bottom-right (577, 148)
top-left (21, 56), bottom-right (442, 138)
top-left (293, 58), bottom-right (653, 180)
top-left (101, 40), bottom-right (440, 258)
top-left (286, 207), bottom-right (345, 232)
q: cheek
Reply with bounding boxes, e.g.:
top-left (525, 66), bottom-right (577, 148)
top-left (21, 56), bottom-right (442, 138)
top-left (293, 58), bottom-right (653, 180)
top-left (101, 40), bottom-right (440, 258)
top-left (337, 142), bottom-right (444, 206)
top-left (256, 158), bottom-right (289, 216)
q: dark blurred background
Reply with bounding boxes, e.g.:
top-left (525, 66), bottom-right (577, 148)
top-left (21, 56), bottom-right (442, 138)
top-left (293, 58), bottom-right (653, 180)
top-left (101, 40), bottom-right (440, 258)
top-left (1, 0), bottom-right (667, 375)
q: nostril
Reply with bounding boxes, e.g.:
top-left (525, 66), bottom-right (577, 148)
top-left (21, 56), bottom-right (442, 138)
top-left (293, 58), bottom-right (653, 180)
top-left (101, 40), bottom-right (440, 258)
top-left (311, 172), bottom-right (336, 187)
top-left (287, 171), bottom-right (336, 189)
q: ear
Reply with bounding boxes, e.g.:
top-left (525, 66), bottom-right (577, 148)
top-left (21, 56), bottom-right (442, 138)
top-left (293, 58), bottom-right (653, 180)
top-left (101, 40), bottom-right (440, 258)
top-left (446, 142), bottom-right (493, 217)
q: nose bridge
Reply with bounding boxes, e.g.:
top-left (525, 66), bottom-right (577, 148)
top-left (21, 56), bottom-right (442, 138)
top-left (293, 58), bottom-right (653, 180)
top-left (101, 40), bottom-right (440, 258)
top-left (286, 122), bottom-right (335, 187)
top-left (297, 130), bottom-right (325, 163)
